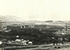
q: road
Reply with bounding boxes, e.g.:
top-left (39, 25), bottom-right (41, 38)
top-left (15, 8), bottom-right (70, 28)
top-left (15, 47), bottom-right (70, 50)
top-left (15, 44), bottom-right (70, 50)
top-left (1, 43), bottom-right (70, 50)
top-left (15, 43), bottom-right (70, 50)
top-left (0, 46), bottom-right (70, 50)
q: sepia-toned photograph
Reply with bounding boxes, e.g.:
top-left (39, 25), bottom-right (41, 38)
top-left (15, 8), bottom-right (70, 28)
top-left (0, 0), bottom-right (70, 50)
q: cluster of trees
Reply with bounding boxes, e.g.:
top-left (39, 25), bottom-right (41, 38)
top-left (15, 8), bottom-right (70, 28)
top-left (2, 27), bottom-right (57, 44)
top-left (1, 25), bottom-right (69, 45)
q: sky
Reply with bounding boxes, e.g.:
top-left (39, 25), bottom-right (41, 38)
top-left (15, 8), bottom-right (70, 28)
top-left (0, 0), bottom-right (70, 21)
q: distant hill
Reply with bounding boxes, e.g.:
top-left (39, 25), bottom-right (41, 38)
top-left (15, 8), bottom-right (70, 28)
top-left (0, 15), bottom-right (70, 28)
top-left (0, 15), bottom-right (17, 21)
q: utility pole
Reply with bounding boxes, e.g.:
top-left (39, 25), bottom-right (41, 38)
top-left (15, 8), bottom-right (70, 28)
top-left (65, 23), bottom-right (67, 34)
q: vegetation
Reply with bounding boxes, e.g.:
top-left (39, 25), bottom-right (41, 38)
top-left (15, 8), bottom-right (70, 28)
top-left (2, 25), bottom-right (64, 45)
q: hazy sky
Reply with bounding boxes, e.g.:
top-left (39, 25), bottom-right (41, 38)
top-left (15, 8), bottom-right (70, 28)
top-left (0, 0), bottom-right (70, 21)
